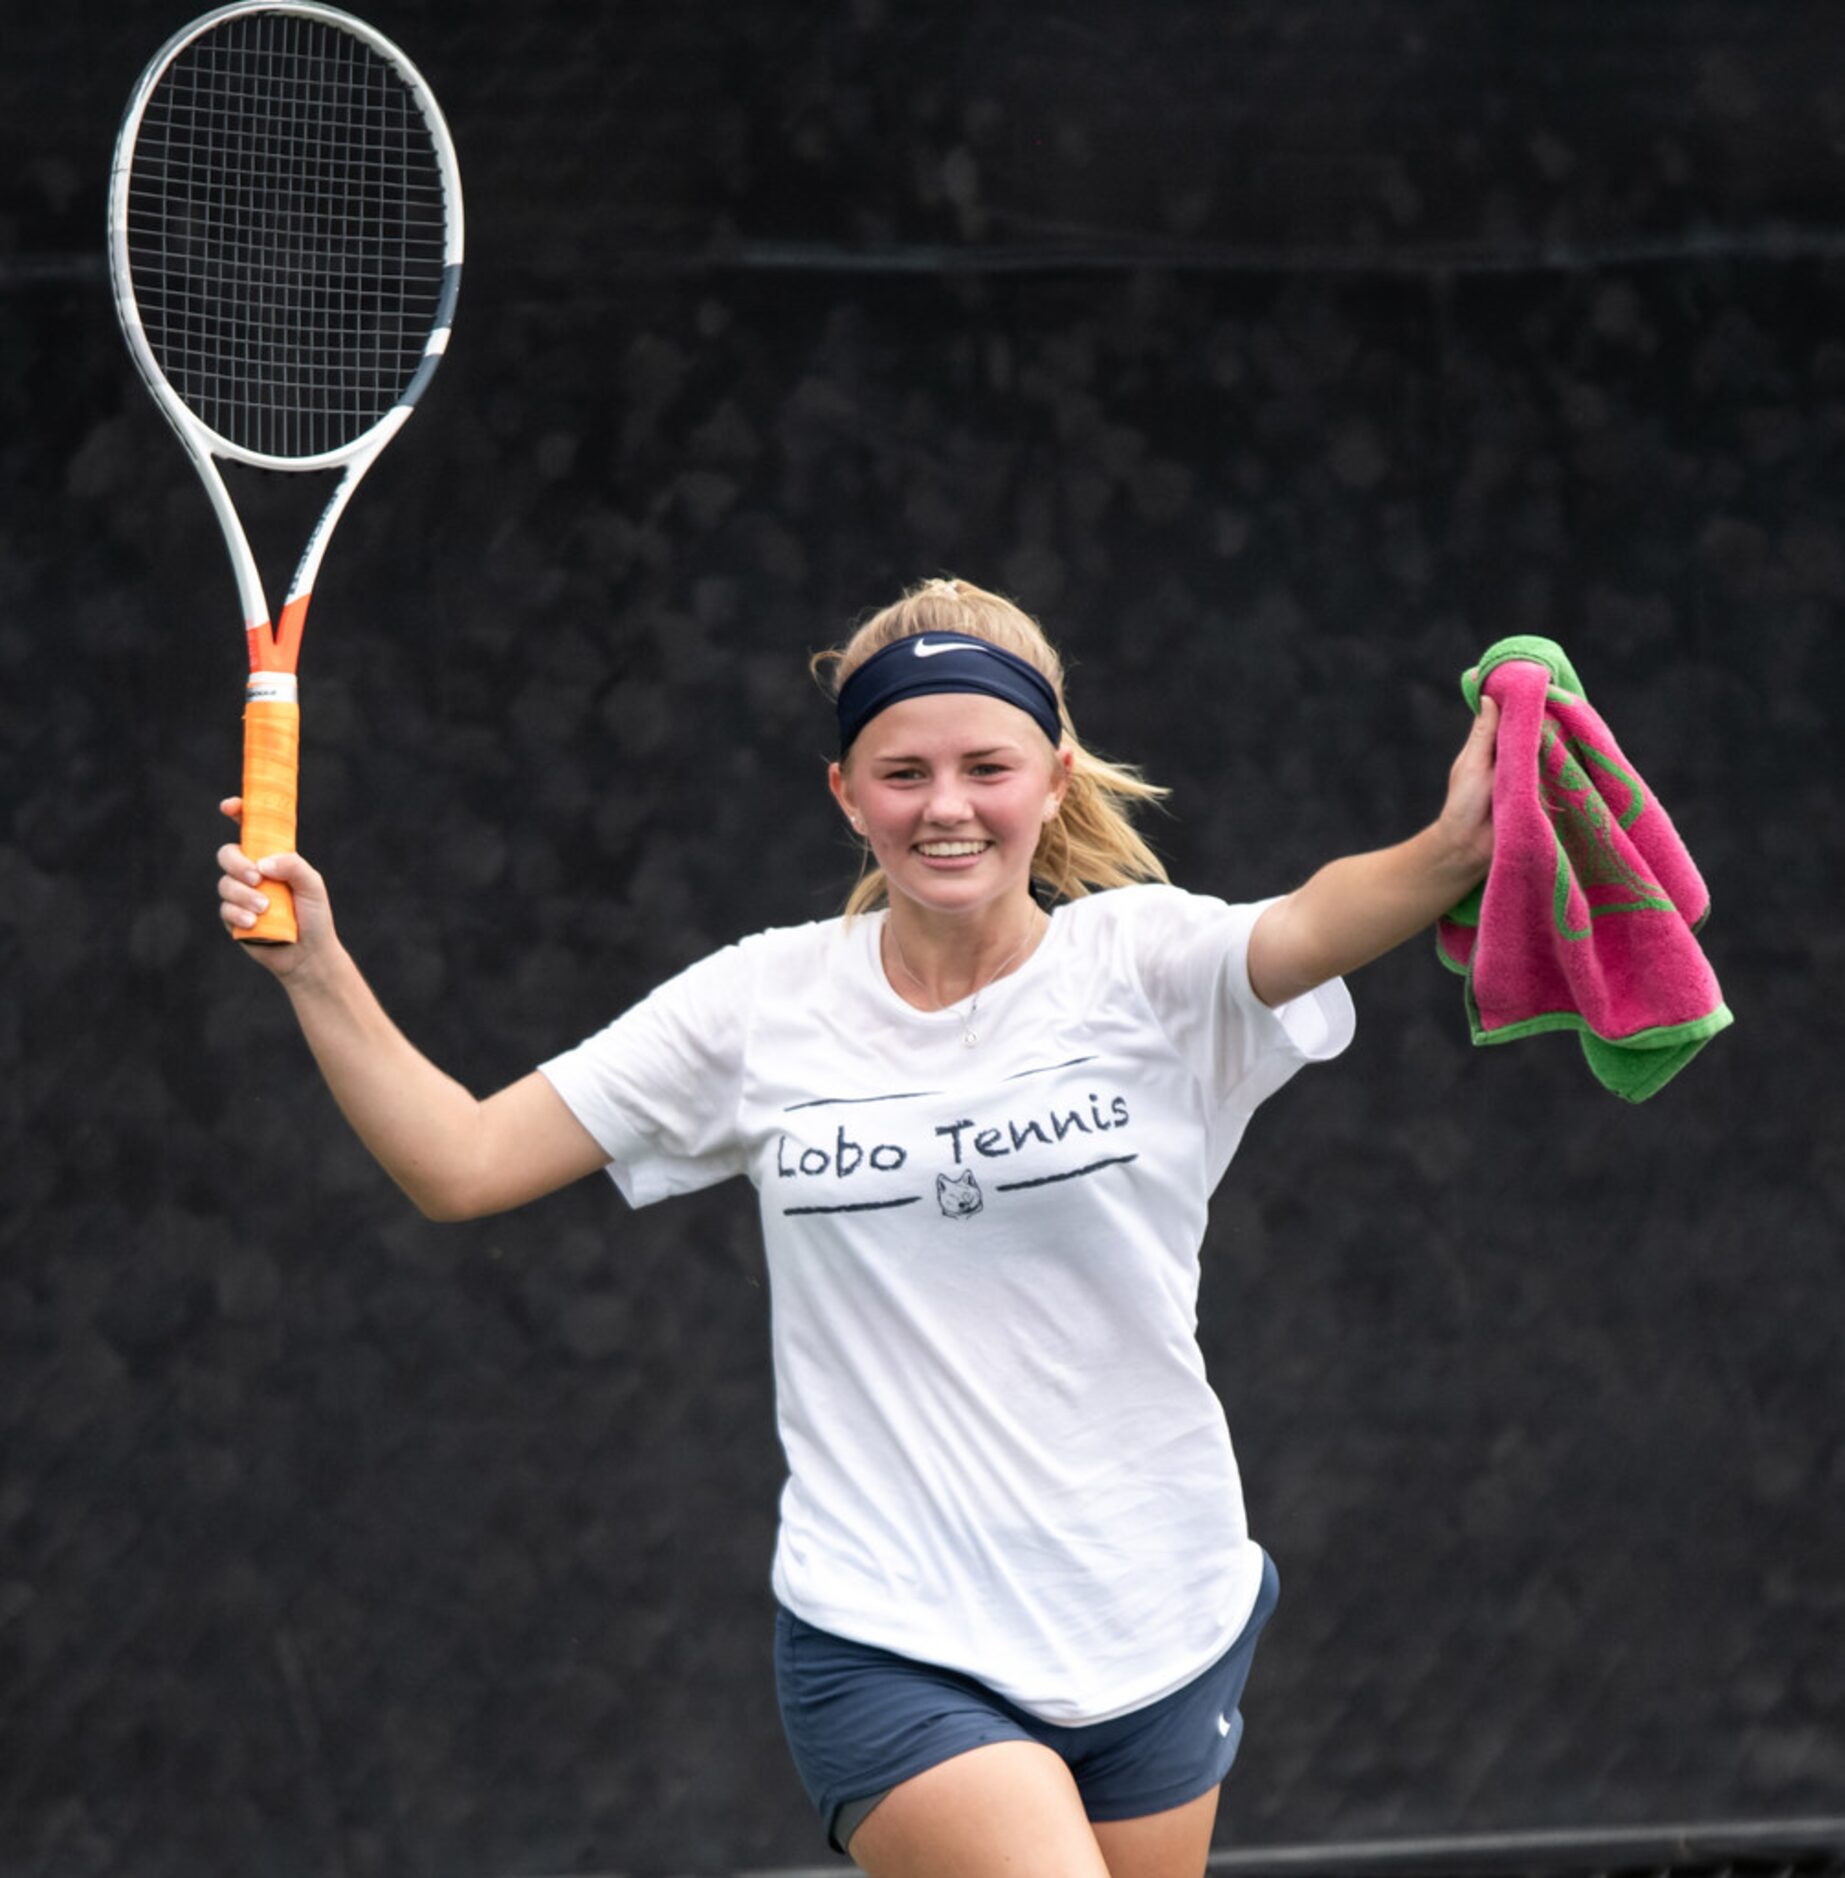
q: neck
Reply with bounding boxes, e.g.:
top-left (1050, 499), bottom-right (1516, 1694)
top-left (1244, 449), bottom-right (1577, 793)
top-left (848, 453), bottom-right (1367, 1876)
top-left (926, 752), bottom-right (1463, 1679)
top-left (882, 896), bottom-right (1046, 1011)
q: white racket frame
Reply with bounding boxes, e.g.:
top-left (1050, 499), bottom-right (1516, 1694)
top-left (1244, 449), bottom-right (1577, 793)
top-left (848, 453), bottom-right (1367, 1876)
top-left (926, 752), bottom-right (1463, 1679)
top-left (106, 1), bottom-right (465, 652)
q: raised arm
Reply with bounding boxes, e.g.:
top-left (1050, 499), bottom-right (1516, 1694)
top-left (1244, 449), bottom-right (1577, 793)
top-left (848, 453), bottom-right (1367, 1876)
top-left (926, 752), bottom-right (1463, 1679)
top-left (1246, 696), bottom-right (1498, 1008)
top-left (217, 802), bottom-right (609, 1220)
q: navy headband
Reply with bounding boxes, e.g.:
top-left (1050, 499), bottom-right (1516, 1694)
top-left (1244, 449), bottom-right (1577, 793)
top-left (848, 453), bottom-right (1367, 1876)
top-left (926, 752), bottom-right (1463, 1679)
top-left (836, 633), bottom-right (1063, 755)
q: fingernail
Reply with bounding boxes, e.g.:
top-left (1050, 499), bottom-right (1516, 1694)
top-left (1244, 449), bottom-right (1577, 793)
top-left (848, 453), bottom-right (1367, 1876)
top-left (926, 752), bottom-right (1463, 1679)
top-left (245, 869), bottom-right (262, 885)
top-left (235, 908), bottom-right (257, 927)
top-left (256, 895), bottom-right (270, 912)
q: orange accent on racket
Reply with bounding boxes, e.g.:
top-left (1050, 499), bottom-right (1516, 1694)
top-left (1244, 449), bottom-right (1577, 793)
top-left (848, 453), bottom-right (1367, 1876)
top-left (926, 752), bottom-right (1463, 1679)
top-left (274, 593), bottom-right (311, 673)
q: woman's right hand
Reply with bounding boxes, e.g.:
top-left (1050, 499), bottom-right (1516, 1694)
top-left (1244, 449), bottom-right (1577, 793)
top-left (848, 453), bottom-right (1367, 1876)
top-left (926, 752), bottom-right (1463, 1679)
top-left (216, 797), bottom-right (339, 973)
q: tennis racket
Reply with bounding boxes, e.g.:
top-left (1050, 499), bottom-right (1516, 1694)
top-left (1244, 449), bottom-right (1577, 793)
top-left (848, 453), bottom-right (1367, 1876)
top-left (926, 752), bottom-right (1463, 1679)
top-left (108, 2), bottom-right (464, 943)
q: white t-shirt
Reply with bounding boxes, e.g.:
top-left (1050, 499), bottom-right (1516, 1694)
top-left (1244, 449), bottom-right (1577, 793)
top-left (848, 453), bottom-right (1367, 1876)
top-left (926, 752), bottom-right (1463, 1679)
top-left (540, 883), bottom-right (1354, 1723)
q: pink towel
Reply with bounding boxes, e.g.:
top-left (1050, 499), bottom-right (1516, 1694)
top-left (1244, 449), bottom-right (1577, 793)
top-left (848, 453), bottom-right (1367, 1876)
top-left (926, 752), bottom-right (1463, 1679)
top-left (1436, 636), bottom-right (1732, 1100)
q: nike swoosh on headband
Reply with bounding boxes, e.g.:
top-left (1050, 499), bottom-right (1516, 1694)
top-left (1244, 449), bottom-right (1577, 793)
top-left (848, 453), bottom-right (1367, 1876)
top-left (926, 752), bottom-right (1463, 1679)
top-left (912, 639), bottom-right (957, 657)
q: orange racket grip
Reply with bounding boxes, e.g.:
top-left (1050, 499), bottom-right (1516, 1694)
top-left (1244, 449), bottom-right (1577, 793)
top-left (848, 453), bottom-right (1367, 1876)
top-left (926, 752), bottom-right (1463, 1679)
top-left (238, 675), bottom-right (300, 945)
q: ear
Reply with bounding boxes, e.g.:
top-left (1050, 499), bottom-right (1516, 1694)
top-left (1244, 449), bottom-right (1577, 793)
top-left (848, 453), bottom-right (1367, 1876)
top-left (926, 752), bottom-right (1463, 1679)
top-left (828, 760), bottom-right (862, 832)
top-left (1045, 744), bottom-right (1074, 817)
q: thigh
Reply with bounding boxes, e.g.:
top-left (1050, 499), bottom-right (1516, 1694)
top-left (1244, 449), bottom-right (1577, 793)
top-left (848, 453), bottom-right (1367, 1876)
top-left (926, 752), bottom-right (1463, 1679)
top-left (850, 1740), bottom-right (1113, 1878)
top-left (1091, 1785), bottom-right (1221, 1878)
top-left (775, 1607), bottom-right (1040, 1853)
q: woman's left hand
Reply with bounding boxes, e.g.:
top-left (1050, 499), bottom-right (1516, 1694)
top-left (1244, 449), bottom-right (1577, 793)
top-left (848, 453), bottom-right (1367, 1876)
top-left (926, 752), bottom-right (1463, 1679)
top-left (1436, 693), bottom-right (1498, 881)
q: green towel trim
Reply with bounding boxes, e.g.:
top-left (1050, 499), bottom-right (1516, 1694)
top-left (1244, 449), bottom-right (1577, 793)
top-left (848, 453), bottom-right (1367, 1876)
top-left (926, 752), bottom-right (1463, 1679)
top-left (1459, 984), bottom-right (1735, 1101)
top-left (1580, 1013), bottom-right (1734, 1101)
top-left (1459, 634), bottom-right (1586, 714)
top-left (1463, 998), bottom-right (1734, 1052)
top-left (1444, 882), bottom-right (1483, 928)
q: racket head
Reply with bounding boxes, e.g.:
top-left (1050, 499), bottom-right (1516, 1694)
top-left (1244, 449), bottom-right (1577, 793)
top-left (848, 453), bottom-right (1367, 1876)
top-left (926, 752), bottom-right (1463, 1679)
top-left (108, 1), bottom-right (464, 474)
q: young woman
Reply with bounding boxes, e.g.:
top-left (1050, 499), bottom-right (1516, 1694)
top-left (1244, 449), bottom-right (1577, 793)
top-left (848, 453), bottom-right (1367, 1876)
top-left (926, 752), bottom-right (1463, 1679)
top-left (215, 577), bottom-right (1497, 1878)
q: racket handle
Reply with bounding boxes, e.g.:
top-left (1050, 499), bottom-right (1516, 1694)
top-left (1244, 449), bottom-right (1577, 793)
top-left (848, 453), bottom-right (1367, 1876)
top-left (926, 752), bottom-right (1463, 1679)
top-left (239, 675), bottom-right (300, 945)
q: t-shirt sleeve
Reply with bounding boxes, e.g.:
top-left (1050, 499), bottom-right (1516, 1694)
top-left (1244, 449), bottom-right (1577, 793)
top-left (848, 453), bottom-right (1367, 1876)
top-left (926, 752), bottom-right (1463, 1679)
top-left (1125, 886), bottom-right (1356, 1113)
top-left (537, 942), bottom-right (753, 1208)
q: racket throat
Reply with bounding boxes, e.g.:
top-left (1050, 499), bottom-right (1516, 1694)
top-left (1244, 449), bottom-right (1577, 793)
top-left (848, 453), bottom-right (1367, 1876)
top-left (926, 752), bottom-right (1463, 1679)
top-left (274, 592), bottom-right (311, 670)
top-left (245, 593), bottom-right (311, 674)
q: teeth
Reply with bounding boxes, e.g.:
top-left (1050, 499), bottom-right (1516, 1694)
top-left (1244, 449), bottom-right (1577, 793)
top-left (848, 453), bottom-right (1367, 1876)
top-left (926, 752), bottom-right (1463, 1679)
top-left (918, 841), bottom-right (988, 857)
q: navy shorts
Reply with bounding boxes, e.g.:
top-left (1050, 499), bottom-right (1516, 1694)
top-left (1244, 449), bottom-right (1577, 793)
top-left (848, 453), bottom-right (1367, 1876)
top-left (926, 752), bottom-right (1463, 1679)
top-left (774, 1549), bottom-right (1279, 1854)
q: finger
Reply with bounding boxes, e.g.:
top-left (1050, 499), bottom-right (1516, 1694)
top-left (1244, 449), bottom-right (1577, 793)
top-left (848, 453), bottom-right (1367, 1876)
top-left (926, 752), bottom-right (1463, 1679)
top-left (217, 857), bottom-right (270, 927)
top-left (219, 796), bottom-right (243, 821)
top-left (220, 888), bottom-right (269, 932)
top-left (254, 850), bottom-right (310, 883)
top-left (253, 850), bottom-right (325, 902)
top-left (1458, 695), bottom-right (1498, 760)
top-left (216, 841), bottom-right (264, 889)
top-left (217, 866), bottom-right (270, 904)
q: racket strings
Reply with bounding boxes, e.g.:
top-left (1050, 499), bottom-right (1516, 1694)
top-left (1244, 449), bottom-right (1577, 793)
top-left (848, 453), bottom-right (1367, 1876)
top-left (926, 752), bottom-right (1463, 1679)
top-left (124, 11), bottom-right (451, 459)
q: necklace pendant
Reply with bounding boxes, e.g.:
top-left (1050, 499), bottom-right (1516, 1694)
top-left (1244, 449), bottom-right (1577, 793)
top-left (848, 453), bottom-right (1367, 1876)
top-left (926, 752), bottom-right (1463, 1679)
top-left (962, 1026), bottom-right (978, 1047)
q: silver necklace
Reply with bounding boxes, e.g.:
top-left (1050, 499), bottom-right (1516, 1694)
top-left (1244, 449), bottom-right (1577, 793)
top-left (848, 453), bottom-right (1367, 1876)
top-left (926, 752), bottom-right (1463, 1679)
top-left (884, 910), bottom-right (1045, 1047)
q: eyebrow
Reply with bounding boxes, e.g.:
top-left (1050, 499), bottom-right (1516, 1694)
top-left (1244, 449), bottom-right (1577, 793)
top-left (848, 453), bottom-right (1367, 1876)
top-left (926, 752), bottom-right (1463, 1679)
top-left (869, 744), bottom-right (1023, 765)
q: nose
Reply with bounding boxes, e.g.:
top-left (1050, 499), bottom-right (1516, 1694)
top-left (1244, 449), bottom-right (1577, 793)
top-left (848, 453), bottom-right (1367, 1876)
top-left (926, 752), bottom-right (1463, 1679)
top-left (922, 774), bottom-right (974, 825)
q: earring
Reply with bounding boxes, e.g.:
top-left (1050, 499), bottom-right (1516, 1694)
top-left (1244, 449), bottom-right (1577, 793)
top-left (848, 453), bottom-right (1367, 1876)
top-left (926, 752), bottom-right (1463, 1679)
top-left (1042, 800), bottom-right (1059, 821)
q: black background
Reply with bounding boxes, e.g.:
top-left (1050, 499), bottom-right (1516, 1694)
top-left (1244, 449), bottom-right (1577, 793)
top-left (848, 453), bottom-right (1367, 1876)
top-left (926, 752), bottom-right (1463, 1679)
top-left (3, 4), bottom-right (1842, 1875)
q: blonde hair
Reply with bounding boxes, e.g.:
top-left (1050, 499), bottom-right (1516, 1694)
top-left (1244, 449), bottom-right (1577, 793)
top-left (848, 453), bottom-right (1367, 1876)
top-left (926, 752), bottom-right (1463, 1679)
top-left (811, 576), bottom-right (1170, 915)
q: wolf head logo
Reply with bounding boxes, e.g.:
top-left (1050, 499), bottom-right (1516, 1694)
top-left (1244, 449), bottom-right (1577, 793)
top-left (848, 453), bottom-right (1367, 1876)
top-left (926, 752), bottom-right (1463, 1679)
top-left (935, 1170), bottom-right (984, 1218)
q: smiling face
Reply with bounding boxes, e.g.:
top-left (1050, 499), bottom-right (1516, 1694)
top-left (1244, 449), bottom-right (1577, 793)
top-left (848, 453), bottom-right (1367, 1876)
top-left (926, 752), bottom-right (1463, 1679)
top-left (830, 692), bottom-right (1070, 923)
